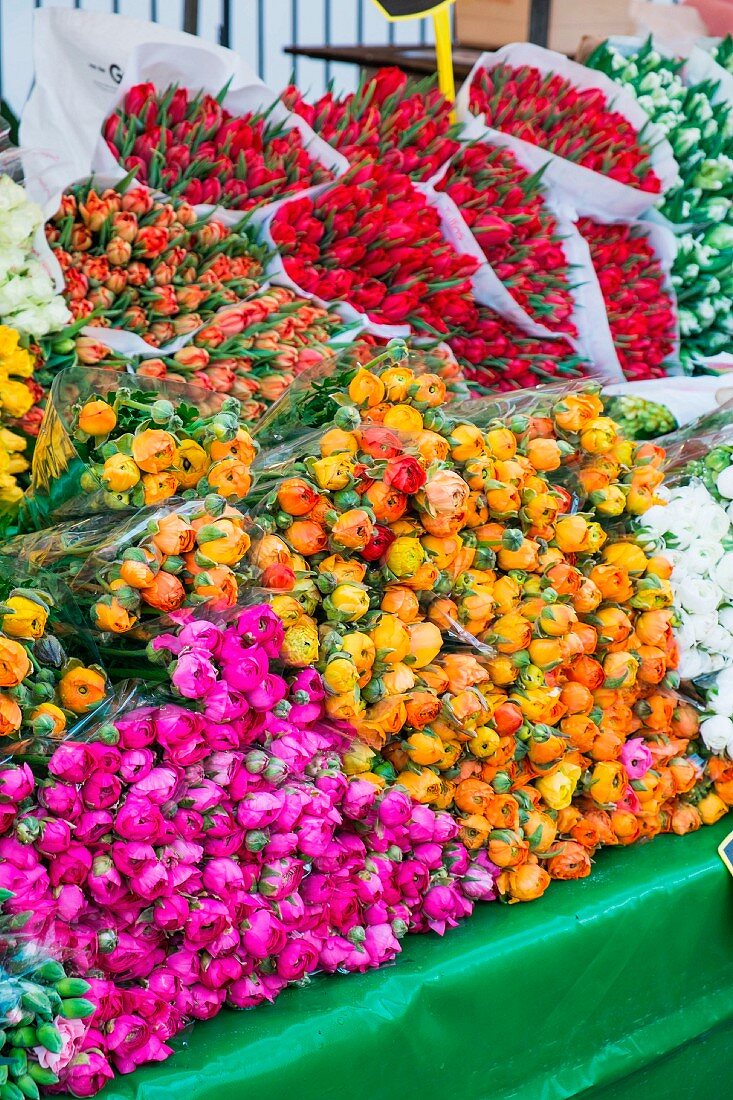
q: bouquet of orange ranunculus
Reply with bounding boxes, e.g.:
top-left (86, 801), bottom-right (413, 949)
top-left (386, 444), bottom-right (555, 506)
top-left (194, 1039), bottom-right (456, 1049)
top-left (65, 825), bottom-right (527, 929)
top-left (0, 559), bottom-right (108, 753)
top-left (20, 366), bottom-right (258, 531)
top-left (242, 343), bottom-right (721, 901)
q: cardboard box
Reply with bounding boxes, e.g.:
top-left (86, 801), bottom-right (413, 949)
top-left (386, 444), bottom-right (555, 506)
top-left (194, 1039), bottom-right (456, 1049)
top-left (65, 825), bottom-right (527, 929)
top-left (456, 0), bottom-right (636, 55)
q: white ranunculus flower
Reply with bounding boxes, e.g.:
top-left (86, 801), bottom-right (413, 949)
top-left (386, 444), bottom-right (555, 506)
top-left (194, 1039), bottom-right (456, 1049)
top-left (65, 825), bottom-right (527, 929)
top-left (706, 624), bottom-right (733, 657)
top-left (717, 467), bottom-right (733, 500)
top-left (700, 715), bottom-right (733, 754)
top-left (709, 683), bottom-right (733, 718)
top-left (715, 555), bottom-right (733, 597)
top-left (685, 541), bottom-right (726, 575)
top-left (681, 648), bottom-right (713, 679)
top-left (680, 577), bottom-right (724, 614)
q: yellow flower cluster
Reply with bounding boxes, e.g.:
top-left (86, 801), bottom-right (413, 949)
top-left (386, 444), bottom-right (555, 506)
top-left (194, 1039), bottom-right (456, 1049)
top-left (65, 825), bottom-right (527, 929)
top-left (0, 325), bottom-right (34, 507)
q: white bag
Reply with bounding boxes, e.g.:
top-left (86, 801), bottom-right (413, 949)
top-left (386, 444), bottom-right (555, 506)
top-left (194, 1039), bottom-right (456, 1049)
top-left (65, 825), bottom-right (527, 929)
top-left (456, 42), bottom-right (679, 220)
top-left (20, 8), bottom-right (249, 201)
top-left (90, 41), bottom-right (348, 229)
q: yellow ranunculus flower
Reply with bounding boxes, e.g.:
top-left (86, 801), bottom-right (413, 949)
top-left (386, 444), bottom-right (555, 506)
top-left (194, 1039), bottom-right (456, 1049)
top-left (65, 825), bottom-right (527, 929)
top-left (385, 536), bottom-right (426, 579)
top-left (536, 762), bottom-right (581, 811)
top-left (0, 380), bottom-right (33, 418)
top-left (311, 454), bottom-right (354, 491)
top-left (5, 347), bottom-right (34, 378)
top-left (280, 618), bottom-right (320, 667)
top-left (2, 594), bottom-right (49, 639)
top-left (323, 655), bottom-right (359, 696)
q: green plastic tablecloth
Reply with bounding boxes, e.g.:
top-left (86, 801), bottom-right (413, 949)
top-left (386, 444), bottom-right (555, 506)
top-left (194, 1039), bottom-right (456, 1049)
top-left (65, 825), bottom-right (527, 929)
top-left (80, 820), bottom-right (733, 1100)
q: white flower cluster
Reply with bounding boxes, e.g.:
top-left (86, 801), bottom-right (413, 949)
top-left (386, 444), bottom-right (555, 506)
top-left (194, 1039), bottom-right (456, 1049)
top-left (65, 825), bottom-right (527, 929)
top-left (699, 668), bottom-right (733, 756)
top-left (0, 175), bottom-right (70, 337)
top-left (639, 481), bottom-right (733, 680)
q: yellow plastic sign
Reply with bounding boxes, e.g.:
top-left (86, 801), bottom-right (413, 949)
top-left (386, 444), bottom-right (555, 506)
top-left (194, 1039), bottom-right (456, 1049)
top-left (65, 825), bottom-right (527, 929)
top-left (369, 0), bottom-right (456, 106)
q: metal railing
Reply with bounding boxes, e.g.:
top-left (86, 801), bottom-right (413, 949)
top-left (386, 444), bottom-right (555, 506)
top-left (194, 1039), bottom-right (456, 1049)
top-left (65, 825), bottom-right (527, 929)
top-left (0, 0), bottom-right (440, 118)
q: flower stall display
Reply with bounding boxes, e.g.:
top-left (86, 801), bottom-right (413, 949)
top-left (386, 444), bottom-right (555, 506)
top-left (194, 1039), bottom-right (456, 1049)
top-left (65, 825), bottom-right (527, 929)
top-left (585, 38), bottom-right (733, 369)
top-left (283, 67), bottom-right (460, 183)
top-left (20, 367), bottom-right (257, 529)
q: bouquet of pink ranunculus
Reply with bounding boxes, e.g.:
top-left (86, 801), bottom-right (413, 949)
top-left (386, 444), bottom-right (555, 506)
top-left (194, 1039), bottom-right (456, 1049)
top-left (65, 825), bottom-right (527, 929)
top-left (0, 603), bottom-right (494, 1092)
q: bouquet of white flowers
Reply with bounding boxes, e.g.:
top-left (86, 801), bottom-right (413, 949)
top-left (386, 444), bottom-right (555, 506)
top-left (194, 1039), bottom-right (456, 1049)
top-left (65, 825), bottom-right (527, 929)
top-left (0, 175), bottom-right (69, 338)
top-left (586, 38), bottom-right (733, 370)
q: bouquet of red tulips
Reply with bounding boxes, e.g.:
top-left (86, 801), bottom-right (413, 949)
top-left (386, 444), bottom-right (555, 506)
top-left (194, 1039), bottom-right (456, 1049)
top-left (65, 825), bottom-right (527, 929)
top-left (268, 164), bottom-right (479, 335)
top-left (101, 81), bottom-right (340, 213)
top-left (577, 217), bottom-right (678, 381)
top-left (435, 140), bottom-right (578, 336)
top-left (282, 67), bottom-right (460, 183)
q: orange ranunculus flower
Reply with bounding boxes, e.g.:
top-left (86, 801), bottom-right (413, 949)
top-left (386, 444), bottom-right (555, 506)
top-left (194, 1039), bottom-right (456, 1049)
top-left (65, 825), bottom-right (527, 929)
top-left (563, 628), bottom-right (592, 659)
top-left (526, 437), bottom-right (562, 471)
top-left (142, 471), bottom-right (178, 505)
top-left (285, 519), bottom-right (328, 557)
top-left (381, 585), bottom-right (421, 623)
top-left (458, 814), bottom-right (491, 850)
top-left (590, 485), bottom-right (627, 517)
top-left (365, 483), bottom-right (409, 526)
top-left (543, 561), bottom-right (581, 596)
top-left (546, 841), bottom-right (593, 879)
top-left (200, 520), bottom-right (252, 569)
top-left (668, 756), bottom-right (698, 794)
top-left (371, 614), bottom-right (411, 664)
top-left (209, 429), bottom-right (256, 465)
top-left (636, 645), bottom-right (667, 685)
top-left (207, 457), bottom-right (252, 499)
top-left (481, 653), bottom-right (517, 687)
top-left (172, 441), bottom-right (210, 489)
top-left (640, 690), bottom-right (676, 732)
top-left (490, 576), bottom-right (520, 616)
top-left (407, 621), bottom-right (442, 669)
top-left (412, 367), bottom-right (448, 406)
top-left (447, 689), bottom-right (490, 728)
top-left (699, 792), bottom-right (729, 825)
top-left (603, 651), bottom-right (638, 689)
top-left (319, 554), bottom-right (367, 584)
top-left (488, 828), bottom-right (529, 868)
top-left (398, 767), bottom-right (443, 805)
top-left (466, 726), bottom-right (500, 760)
top-left (404, 730), bottom-right (443, 766)
top-left (455, 778), bottom-right (494, 815)
top-left (348, 367), bottom-right (385, 407)
top-left (404, 691), bottom-right (442, 729)
top-left (463, 490), bottom-right (489, 528)
top-left (486, 795), bottom-right (522, 832)
top-left (413, 429), bottom-right (449, 466)
top-left (449, 422), bottom-right (486, 462)
top-left (593, 606), bottom-right (633, 648)
top-left (579, 416), bottom-right (618, 455)
top-left (277, 477), bottom-right (320, 516)
top-left (418, 469), bottom-right (470, 518)
top-left (153, 513), bottom-right (196, 556)
top-left (100, 453), bottom-right (140, 493)
top-left (485, 484), bottom-right (521, 516)
top-left (670, 804), bottom-right (702, 835)
top-left (578, 463), bottom-right (612, 495)
top-left (380, 365), bottom-right (414, 401)
top-left (341, 631), bottom-right (376, 673)
top-left (252, 533), bottom-right (293, 569)
top-left (553, 515), bottom-right (590, 553)
top-left (382, 404), bottom-right (423, 433)
top-left (140, 571), bottom-right (186, 612)
top-left (421, 532), bottom-right (465, 571)
top-left (589, 760), bottom-right (627, 804)
top-left (513, 688), bottom-right (566, 726)
top-left (501, 863), bottom-right (551, 902)
top-left (331, 509), bottom-right (373, 551)
top-left (92, 597), bottom-right (137, 634)
top-left (636, 609), bottom-right (674, 647)
top-left (463, 455), bottom-right (496, 492)
top-left (195, 564), bottom-right (239, 607)
top-left (440, 653), bottom-right (492, 694)
top-left (496, 537), bottom-right (538, 572)
top-left (131, 429), bottom-right (177, 473)
top-left (536, 603), bottom-right (577, 638)
top-left (645, 554), bottom-right (673, 580)
top-left (553, 391), bottom-right (603, 432)
top-left (365, 696), bottom-right (408, 737)
top-left (602, 541), bottom-right (648, 574)
top-left (573, 577), bottom-right (603, 614)
top-left (610, 809), bottom-right (641, 845)
top-left (403, 562), bottom-right (441, 592)
top-left (77, 398), bottom-right (117, 436)
top-left (528, 638), bottom-right (565, 670)
top-left (484, 426), bottom-right (517, 460)
top-left (491, 612), bottom-right (532, 654)
top-left (560, 682), bottom-right (594, 715)
top-left (319, 427), bottom-right (358, 456)
top-left (58, 666), bottom-right (106, 714)
top-left (579, 807), bottom-right (617, 845)
top-left (527, 729), bottom-right (567, 769)
top-left (30, 701), bottom-right (67, 738)
top-left (523, 809), bottom-right (557, 852)
top-left (0, 693), bottom-right (22, 735)
top-left (119, 555), bottom-right (158, 589)
top-left (568, 654), bottom-right (605, 690)
top-left (589, 564), bottom-right (634, 603)
top-left (523, 493), bottom-right (559, 529)
top-left (561, 714), bottom-right (599, 753)
top-left (591, 728), bottom-right (625, 764)
top-left (570, 817), bottom-right (602, 849)
top-left (0, 638), bottom-right (31, 687)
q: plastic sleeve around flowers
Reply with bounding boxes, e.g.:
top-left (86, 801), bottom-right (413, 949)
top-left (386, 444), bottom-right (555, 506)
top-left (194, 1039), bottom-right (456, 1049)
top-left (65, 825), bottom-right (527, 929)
top-left (657, 404), bottom-right (733, 476)
top-left (252, 344), bottom-right (466, 449)
top-left (19, 366), bottom-right (233, 531)
top-left (455, 42), bottom-right (679, 219)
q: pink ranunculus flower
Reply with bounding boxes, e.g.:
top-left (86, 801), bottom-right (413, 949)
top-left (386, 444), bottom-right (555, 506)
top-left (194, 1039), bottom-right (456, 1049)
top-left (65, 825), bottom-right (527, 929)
top-left (172, 651), bottom-right (219, 699)
top-left (620, 737), bottom-right (653, 780)
top-left (0, 763), bottom-right (34, 802)
top-left (60, 1049), bottom-right (115, 1097)
top-left (34, 1016), bottom-right (88, 1074)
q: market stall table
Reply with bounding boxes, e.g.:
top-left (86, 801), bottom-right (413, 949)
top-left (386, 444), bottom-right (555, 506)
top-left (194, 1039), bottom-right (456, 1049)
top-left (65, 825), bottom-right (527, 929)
top-left (80, 819), bottom-right (733, 1100)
